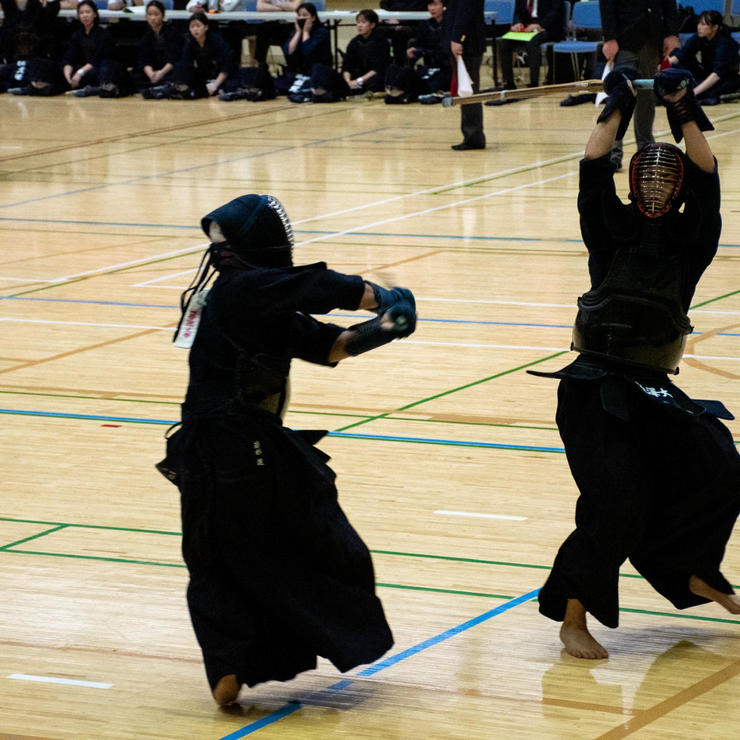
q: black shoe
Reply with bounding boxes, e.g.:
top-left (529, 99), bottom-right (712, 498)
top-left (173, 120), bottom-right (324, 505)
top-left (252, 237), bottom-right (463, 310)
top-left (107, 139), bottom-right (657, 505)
top-left (451, 141), bottom-right (485, 151)
top-left (219, 89), bottom-right (248, 101)
top-left (9, 85), bottom-right (33, 95)
top-left (74, 86), bottom-right (100, 97)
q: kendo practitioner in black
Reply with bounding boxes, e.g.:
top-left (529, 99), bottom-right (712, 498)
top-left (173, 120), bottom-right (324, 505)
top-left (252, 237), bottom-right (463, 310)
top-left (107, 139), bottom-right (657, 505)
top-left (531, 67), bottom-right (740, 659)
top-left (157, 194), bottom-right (417, 705)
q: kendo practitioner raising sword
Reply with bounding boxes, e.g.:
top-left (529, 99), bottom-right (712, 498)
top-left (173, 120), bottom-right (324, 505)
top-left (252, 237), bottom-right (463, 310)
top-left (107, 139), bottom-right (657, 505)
top-left (157, 194), bottom-right (416, 704)
top-left (530, 67), bottom-right (740, 659)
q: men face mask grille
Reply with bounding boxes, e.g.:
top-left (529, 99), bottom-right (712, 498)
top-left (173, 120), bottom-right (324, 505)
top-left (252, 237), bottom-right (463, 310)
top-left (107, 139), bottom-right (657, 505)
top-left (629, 144), bottom-right (685, 218)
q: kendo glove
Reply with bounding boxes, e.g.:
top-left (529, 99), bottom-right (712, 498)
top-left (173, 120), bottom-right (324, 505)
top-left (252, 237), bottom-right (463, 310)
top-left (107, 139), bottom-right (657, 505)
top-left (345, 296), bottom-right (417, 356)
top-left (654, 67), bottom-right (714, 142)
top-left (597, 66), bottom-right (640, 141)
top-left (367, 282), bottom-right (416, 316)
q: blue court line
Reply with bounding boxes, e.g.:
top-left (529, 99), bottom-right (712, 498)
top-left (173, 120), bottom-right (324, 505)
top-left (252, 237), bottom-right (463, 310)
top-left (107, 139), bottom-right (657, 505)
top-left (219, 588), bottom-right (540, 739)
top-left (3, 217), bottom-right (740, 250)
top-left (0, 409), bottom-right (566, 452)
top-left (2, 298), bottom-right (739, 337)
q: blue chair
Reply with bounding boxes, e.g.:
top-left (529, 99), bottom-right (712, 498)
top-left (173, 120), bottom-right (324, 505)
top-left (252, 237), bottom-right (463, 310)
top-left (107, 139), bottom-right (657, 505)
top-left (552, 1), bottom-right (603, 83)
top-left (689, 0), bottom-right (725, 12)
top-left (485, 0), bottom-right (516, 87)
top-left (95, 0), bottom-right (108, 8)
top-left (732, 0), bottom-right (740, 15)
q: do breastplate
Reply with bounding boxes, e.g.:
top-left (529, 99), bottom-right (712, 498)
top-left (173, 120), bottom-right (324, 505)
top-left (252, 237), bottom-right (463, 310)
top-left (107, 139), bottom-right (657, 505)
top-left (572, 227), bottom-right (692, 374)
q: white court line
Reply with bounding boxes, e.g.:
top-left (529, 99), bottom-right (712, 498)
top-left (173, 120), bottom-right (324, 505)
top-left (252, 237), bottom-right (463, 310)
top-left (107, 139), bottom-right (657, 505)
top-left (8, 673), bottom-right (112, 689)
top-left (435, 510), bottom-right (527, 521)
top-left (296, 172), bottom-right (576, 248)
top-left (133, 268), bottom-right (200, 287)
top-left (50, 244), bottom-right (208, 283)
top-left (1, 320), bottom-right (736, 361)
top-left (291, 153), bottom-right (586, 225)
top-left (0, 317), bottom-right (170, 330)
top-left (406, 340), bottom-right (740, 362)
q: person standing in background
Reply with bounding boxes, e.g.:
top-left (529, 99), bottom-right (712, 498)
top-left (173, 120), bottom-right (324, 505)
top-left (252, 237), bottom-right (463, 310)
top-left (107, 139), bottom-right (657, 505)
top-left (445, 0), bottom-right (486, 150)
top-left (599, 0), bottom-right (679, 169)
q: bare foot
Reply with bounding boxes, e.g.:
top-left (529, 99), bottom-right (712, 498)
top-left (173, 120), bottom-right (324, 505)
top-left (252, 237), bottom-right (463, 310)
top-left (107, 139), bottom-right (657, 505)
top-left (212, 674), bottom-right (240, 706)
top-left (559, 598), bottom-right (609, 660)
top-left (689, 575), bottom-right (740, 614)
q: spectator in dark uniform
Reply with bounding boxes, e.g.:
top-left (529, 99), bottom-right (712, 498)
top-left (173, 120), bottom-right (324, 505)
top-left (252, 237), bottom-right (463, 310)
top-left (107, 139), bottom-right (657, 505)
top-left (342, 9), bottom-right (392, 94)
top-left (668, 10), bottom-right (740, 106)
top-left (0, 0), bottom-right (61, 93)
top-left (134, 0), bottom-right (184, 91)
top-left (281, 2), bottom-right (332, 75)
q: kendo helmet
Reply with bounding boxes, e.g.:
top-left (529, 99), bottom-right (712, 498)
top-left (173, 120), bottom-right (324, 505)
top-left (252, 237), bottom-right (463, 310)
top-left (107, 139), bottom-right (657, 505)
top-left (628, 143), bottom-right (685, 218)
top-left (201, 194), bottom-right (294, 268)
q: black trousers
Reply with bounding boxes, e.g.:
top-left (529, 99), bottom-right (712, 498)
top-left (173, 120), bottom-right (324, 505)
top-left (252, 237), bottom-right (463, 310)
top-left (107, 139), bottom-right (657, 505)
top-left (539, 377), bottom-right (740, 628)
top-left (163, 408), bottom-right (393, 689)
top-left (500, 29), bottom-right (558, 87)
top-left (455, 50), bottom-right (484, 147)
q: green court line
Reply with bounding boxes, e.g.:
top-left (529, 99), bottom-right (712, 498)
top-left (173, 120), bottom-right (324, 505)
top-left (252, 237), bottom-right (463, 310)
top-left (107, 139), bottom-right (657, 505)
top-left (691, 289), bottom-right (740, 309)
top-left (0, 524), bottom-right (68, 550)
top-left (334, 351), bottom-right (568, 433)
top-left (3, 547), bottom-right (737, 626)
top-left (1, 519), bottom-right (737, 591)
top-left (376, 583), bottom-right (512, 600)
top-left (4, 548), bottom-right (186, 568)
top-left (0, 516), bottom-right (179, 536)
top-left (0, 390), bottom-right (558, 431)
top-left (620, 606), bottom-right (740, 625)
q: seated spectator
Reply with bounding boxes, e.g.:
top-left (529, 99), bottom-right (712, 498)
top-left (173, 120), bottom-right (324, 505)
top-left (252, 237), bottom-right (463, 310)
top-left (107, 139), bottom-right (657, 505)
top-left (668, 10), bottom-right (740, 105)
top-left (342, 9), bottom-right (391, 95)
top-left (282, 2), bottom-right (331, 74)
top-left (15, 0), bottom-right (132, 96)
top-left (145, 12), bottom-right (238, 98)
top-left (62, 0), bottom-right (134, 97)
top-left (500, 0), bottom-right (565, 89)
top-left (384, 0), bottom-right (450, 104)
top-left (133, 0), bottom-right (183, 90)
top-left (0, 0), bottom-right (61, 93)
top-left (253, 0), bottom-right (299, 68)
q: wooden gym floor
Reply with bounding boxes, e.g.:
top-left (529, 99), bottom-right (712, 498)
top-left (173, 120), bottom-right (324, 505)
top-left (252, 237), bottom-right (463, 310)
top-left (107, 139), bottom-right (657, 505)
top-left (1, 80), bottom-right (740, 739)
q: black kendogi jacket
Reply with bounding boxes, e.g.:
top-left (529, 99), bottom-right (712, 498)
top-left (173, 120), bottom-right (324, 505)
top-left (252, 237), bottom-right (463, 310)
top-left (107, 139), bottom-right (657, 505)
top-left (0, 0), bottom-right (60, 62)
top-left (342, 28), bottom-right (391, 81)
top-left (137, 22), bottom-right (183, 71)
top-left (61, 23), bottom-right (117, 68)
top-left (281, 23), bottom-right (332, 75)
top-left (179, 29), bottom-right (235, 81)
top-left (532, 151), bottom-right (722, 412)
top-left (409, 15), bottom-right (450, 69)
top-left (184, 263), bottom-right (365, 416)
top-left (599, 0), bottom-right (678, 52)
top-left (578, 152), bottom-right (719, 312)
